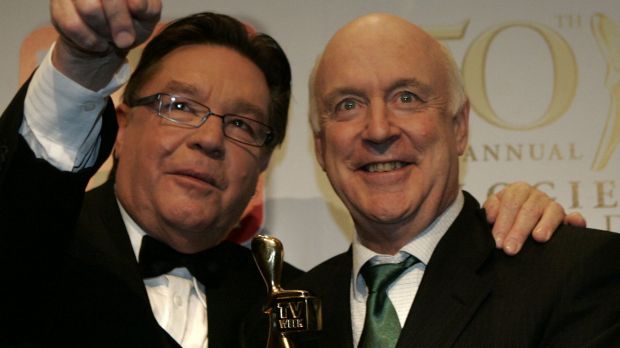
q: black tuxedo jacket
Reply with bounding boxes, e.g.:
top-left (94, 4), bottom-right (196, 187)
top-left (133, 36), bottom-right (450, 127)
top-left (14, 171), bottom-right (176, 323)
top-left (293, 192), bottom-right (620, 347)
top-left (0, 80), bottom-right (301, 347)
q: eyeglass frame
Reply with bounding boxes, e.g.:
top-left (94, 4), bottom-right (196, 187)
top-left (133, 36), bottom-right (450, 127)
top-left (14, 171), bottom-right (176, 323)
top-left (127, 93), bottom-right (275, 147)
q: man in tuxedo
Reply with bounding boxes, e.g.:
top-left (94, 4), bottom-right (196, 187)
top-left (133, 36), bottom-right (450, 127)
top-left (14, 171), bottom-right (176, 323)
top-left (297, 13), bottom-right (620, 347)
top-left (0, 2), bottom-right (584, 347)
top-left (0, 2), bottom-right (301, 347)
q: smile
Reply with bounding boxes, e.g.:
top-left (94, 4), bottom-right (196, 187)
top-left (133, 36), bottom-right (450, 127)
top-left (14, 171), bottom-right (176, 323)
top-left (363, 161), bottom-right (408, 173)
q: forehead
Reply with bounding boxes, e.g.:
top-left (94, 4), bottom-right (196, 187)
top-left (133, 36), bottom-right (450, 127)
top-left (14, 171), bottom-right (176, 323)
top-left (143, 44), bottom-right (270, 115)
top-left (315, 19), bottom-right (449, 97)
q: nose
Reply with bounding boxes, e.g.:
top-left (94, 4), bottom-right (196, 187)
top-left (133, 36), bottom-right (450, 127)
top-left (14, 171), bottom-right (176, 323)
top-left (362, 102), bottom-right (399, 151)
top-left (188, 115), bottom-right (226, 159)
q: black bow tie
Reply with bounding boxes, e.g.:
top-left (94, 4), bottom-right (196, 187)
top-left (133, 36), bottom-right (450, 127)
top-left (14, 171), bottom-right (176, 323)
top-left (138, 235), bottom-right (221, 281)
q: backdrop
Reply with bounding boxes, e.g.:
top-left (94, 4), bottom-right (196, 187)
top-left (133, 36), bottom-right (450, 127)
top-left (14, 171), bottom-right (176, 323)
top-left (1, 0), bottom-right (618, 270)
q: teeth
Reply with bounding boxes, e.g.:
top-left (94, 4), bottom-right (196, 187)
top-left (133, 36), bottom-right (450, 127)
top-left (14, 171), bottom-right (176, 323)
top-left (366, 162), bottom-right (404, 173)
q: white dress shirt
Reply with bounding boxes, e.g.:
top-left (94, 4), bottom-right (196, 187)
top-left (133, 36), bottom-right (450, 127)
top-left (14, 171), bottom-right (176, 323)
top-left (21, 42), bottom-right (129, 172)
top-left (20, 45), bottom-right (208, 347)
top-left (120, 200), bottom-right (208, 348)
top-left (350, 192), bottom-right (464, 347)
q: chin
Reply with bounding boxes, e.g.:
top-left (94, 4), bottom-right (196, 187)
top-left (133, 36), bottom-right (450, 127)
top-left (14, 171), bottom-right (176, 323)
top-left (352, 205), bottom-right (407, 224)
top-left (367, 196), bottom-right (417, 215)
top-left (163, 206), bottom-right (214, 228)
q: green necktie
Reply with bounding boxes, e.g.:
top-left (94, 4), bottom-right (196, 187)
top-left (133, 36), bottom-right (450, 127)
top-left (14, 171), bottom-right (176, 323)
top-left (358, 255), bottom-right (418, 348)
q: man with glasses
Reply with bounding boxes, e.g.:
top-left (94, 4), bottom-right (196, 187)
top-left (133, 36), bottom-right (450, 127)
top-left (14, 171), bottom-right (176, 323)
top-left (0, 1), bottom-right (583, 347)
top-left (0, 2), bottom-right (298, 347)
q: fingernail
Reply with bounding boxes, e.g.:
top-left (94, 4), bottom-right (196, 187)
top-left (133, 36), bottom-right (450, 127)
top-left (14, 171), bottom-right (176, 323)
top-left (495, 236), bottom-right (503, 248)
top-left (534, 227), bottom-right (550, 241)
top-left (505, 240), bottom-right (518, 255)
top-left (114, 31), bottom-right (134, 49)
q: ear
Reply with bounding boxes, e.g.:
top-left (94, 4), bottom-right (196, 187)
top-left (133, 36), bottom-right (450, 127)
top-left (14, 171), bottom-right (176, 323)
top-left (453, 99), bottom-right (470, 156)
top-left (314, 132), bottom-right (327, 171)
top-left (114, 103), bottom-right (131, 159)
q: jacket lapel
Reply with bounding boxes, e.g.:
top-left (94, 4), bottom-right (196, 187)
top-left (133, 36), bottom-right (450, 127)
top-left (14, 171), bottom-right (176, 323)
top-left (202, 242), bottom-right (269, 348)
top-left (396, 192), bottom-right (496, 348)
top-left (322, 249), bottom-right (355, 348)
top-left (75, 180), bottom-right (151, 303)
top-left (70, 180), bottom-right (180, 347)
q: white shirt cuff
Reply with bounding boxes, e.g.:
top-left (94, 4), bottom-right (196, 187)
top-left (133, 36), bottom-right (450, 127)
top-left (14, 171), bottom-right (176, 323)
top-left (20, 42), bottom-right (130, 172)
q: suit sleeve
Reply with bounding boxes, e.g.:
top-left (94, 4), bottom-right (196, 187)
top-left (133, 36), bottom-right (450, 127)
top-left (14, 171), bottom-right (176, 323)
top-left (0, 75), bottom-right (118, 239)
top-left (0, 77), bottom-right (118, 340)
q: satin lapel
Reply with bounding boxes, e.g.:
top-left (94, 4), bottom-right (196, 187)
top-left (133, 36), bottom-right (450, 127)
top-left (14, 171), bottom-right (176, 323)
top-left (76, 180), bottom-right (150, 302)
top-left (202, 242), bottom-right (268, 348)
top-left (396, 192), bottom-right (496, 348)
top-left (72, 180), bottom-right (179, 347)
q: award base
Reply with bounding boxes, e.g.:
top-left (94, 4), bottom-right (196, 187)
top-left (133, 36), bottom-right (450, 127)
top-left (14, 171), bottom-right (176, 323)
top-left (251, 235), bottom-right (322, 348)
top-left (266, 290), bottom-right (322, 347)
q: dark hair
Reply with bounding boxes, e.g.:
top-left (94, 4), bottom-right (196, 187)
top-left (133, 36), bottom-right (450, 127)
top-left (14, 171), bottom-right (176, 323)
top-left (123, 12), bottom-right (291, 148)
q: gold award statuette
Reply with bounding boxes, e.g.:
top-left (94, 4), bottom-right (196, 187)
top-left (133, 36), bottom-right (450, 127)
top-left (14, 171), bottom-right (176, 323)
top-left (251, 235), bottom-right (322, 348)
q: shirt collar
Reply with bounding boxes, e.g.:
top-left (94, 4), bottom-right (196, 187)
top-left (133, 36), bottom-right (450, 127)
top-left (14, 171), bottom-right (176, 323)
top-left (117, 198), bottom-right (194, 280)
top-left (351, 191), bottom-right (465, 300)
top-left (116, 197), bottom-right (146, 263)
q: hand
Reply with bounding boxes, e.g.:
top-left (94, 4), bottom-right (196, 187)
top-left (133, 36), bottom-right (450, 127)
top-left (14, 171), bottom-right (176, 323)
top-left (50, 0), bottom-right (162, 90)
top-left (564, 211), bottom-right (587, 227)
top-left (52, 0), bottom-right (161, 54)
top-left (483, 182), bottom-right (587, 255)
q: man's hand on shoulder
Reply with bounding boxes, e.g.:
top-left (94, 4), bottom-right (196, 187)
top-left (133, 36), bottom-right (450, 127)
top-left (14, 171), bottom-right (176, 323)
top-left (483, 182), bottom-right (587, 255)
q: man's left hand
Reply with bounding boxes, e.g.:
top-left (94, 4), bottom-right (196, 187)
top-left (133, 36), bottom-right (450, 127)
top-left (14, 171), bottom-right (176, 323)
top-left (483, 182), bottom-right (586, 255)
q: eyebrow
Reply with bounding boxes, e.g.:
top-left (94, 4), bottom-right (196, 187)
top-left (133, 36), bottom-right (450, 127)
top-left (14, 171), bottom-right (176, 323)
top-left (228, 101), bottom-right (267, 121)
top-left (159, 80), bottom-right (203, 104)
top-left (386, 78), bottom-right (433, 97)
top-left (323, 86), bottom-right (363, 100)
top-left (321, 78), bottom-right (433, 105)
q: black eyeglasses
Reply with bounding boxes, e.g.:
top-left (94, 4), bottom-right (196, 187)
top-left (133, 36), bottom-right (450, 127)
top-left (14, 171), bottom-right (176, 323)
top-left (129, 93), bottom-right (274, 147)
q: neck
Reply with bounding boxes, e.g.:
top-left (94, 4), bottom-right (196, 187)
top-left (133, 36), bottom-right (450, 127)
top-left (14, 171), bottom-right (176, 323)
top-left (117, 196), bottom-right (227, 254)
top-left (150, 230), bottom-right (225, 254)
top-left (355, 222), bottom-right (424, 255)
top-left (355, 191), bottom-right (461, 255)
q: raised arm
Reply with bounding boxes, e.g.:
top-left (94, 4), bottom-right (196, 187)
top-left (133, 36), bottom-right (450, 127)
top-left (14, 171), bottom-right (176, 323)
top-left (1, 0), bottom-right (163, 258)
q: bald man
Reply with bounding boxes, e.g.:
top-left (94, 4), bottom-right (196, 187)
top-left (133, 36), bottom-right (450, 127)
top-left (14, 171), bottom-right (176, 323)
top-left (293, 13), bottom-right (620, 348)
